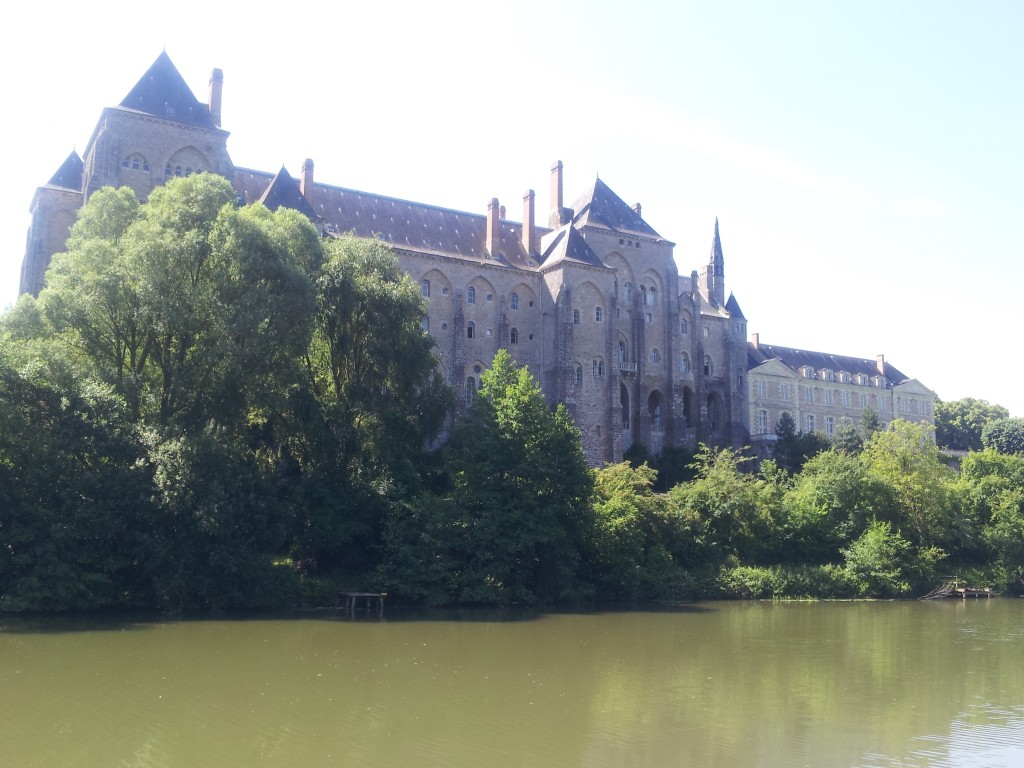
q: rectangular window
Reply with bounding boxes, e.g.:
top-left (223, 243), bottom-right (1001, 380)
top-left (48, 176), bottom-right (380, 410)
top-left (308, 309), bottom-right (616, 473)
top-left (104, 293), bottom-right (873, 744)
top-left (805, 387), bottom-right (814, 404)
top-left (843, 391), bottom-right (852, 408)
top-left (756, 379), bottom-right (766, 398)
top-left (825, 390), bottom-right (834, 406)
top-left (780, 383), bottom-right (789, 401)
top-left (806, 415), bottom-right (815, 433)
top-left (825, 416), bottom-right (835, 436)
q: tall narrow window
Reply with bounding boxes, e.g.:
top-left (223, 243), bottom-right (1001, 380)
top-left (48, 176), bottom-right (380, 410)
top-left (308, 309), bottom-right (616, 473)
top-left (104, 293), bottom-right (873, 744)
top-left (650, 348), bottom-right (660, 364)
top-left (466, 321), bottom-right (475, 339)
top-left (595, 306), bottom-right (603, 322)
top-left (510, 328), bottom-right (518, 344)
top-left (703, 356), bottom-right (712, 376)
top-left (421, 279), bottom-right (430, 297)
top-left (618, 341), bottom-right (627, 363)
top-left (757, 409), bottom-right (768, 434)
top-left (573, 309), bottom-right (580, 325)
top-left (465, 377), bottom-right (475, 406)
top-left (467, 286), bottom-right (476, 304)
top-left (679, 354), bottom-right (689, 374)
top-left (575, 365), bottom-right (583, 385)
top-left (680, 318), bottom-right (688, 335)
top-left (420, 316), bottom-right (429, 332)
top-left (510, 292), bottom-right (519, 310)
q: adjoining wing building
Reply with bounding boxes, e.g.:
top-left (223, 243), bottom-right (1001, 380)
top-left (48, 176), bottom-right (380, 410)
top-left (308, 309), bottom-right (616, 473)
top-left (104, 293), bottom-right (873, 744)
top-left (19, 53), bottom-right (935, 466)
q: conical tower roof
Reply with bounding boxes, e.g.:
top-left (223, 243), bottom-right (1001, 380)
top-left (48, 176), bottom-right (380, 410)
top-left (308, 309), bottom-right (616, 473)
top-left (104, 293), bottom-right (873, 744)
top-left (119, 51), bottom-right (215, 128)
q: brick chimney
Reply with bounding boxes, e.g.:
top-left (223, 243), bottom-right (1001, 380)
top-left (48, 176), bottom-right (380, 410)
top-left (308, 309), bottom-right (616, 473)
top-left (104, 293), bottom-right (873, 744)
top-left (486, 198), bottom-right (500, 257)
top-left (522, 189), bottom-right (535, 255)
top-left (208, 68), bottom-right (223, 128)
top-left (752, 332), bottom-right (759, 350)
top-left (876, 354), bottom-right (886, 375)
top-left (300, 158), bottom-right (315, 206)
top-left (549, 160), bottom-right (564, 228)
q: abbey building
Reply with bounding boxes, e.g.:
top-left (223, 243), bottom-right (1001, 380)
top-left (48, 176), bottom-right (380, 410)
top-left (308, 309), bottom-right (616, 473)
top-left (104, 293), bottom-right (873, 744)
top-left (19, 53), bottom-right (935, 466)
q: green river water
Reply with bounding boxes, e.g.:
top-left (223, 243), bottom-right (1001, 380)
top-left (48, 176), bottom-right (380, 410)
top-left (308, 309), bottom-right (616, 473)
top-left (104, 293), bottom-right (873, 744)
top-left (2, 599), bottom-right (1022, 767)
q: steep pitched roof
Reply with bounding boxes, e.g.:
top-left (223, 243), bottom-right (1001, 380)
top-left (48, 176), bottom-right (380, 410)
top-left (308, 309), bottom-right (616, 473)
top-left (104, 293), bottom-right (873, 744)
top-left (539, 225), bottom-right (606, 269)
top-left (709, 217), bottom-right (724, 264)
top-left (748, 341), bottom-right (911, 385)
top-left (46, 151), bottom-right (83, 191)
top-left (259, 166), bottom-right (316, 218)
top-left (724, 292), bottom-right (745, 319)
top-left (232, 167), bottom-right (544, 269)
top-left (570, 178), bottom-right (660, 238)
top-left (119, 51), bottom-right (215, 128)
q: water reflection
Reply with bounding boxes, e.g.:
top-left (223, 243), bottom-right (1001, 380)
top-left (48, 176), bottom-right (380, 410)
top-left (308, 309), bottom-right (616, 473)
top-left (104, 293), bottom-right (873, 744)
top-left (1, 600), bottom-right (1022, 768)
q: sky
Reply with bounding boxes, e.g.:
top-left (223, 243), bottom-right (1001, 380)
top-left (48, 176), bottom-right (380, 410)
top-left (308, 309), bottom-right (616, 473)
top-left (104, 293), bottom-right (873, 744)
top-left (2, 0), bottom-right (1022, 415)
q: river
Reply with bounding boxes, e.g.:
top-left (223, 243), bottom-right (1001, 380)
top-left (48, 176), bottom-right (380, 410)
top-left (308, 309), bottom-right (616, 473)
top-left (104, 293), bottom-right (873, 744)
top-left (2, 600), bottom-right (1022, 767)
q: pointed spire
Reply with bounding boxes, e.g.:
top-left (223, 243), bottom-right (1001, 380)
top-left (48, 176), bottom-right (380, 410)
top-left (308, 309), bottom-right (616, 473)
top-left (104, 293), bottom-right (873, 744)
top-left (710, 217), bottom-right (724, 265)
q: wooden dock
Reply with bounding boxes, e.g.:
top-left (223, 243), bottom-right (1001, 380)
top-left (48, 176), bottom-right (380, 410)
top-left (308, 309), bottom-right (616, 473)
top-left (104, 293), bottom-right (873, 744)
top-left (921, 579), bottom-right (995, 600)
top-left (337, 590), bottom-right (386, 615)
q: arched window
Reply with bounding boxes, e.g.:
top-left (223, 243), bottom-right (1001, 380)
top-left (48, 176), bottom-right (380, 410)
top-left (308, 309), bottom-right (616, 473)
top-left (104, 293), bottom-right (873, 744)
top-left (510, 292), bottom-right (519, 310)
top-left (466, 321), bottom-right (475, 339)
top-left (595, 306), bottom-right (603, 322)
top-left (649, 286), bottom-right (657, 305)
top-left (618, 341), bottom-right (627, 363)
top-left (575, 365), bottom-right (583, 385)
top-left (573, 309), bottom-right (580, 325)
top-left (648, 391), bottom-right (663, 430)
top-left (680, 318), bottom-right (688, 335)
top-left (679, 353), bottom-right (689, 374)
top-left (465, 377), bottom-right (476, 406)
top-left (650, 348), bottom-right (660, 364)
top-left (467, 286), bottom-right (476, 304)
top-left (174, 165), bottom-right (183, 177)
top-left (593, 359), bottom-right (604, 377)
top-left (624, 282), bottom-right (632, 303)
top-left (703, 356), bottom-right (713, 376)
top-left (421, 279), bottom-right (430, 297)
top-left (640, 285), bottom-right (648, 305)
top-left (708, 397), bottom-right (719, 430)
top-left (510, 328), bottom-right (519, 344)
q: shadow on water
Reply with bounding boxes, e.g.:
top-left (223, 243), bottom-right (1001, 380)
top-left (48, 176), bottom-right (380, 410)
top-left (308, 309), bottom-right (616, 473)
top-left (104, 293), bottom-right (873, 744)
top-left (0, 600), bottom-right (715, 633)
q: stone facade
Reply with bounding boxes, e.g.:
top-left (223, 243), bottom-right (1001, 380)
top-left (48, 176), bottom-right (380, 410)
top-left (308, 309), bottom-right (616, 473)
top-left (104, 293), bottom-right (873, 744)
top-left (747, 335), bottom-right (937, 452)
top-left (18, 53), bottom-right (934, 466)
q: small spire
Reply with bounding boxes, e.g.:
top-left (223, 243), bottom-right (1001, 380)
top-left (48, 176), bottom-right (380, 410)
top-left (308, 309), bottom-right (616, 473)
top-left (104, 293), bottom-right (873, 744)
top-left (710, 217), bottom-right (724, 264)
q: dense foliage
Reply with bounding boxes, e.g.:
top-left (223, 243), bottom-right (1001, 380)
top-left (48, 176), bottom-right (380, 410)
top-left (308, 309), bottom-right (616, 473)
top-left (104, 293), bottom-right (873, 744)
top-left (2, 176), bottom-right (1022, 611)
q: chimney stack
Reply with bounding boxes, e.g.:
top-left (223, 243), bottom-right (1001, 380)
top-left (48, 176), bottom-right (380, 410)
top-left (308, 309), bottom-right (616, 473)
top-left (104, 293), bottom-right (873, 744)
top-left (549, 160), bottom-right (564, 228)
top-left (208, 68), bottom-right (224, 128)
top-left (634, 202), bottom-right (642, 217)
top-left (522, 189), bottom-right (535, 255)
top-left (876, 354), bottom-right (886, 375)
top-left (486, 198), bottom-right (500, 257)
top-left (300, 158), bottom-right (315, 206)
top-left (752, 333), bottom-right (759, 350)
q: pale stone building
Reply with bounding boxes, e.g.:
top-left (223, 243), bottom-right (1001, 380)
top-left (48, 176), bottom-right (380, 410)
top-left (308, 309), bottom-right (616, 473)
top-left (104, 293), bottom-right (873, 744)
top-left (19, 52), bottom-right (751, 466)
top-left (747, 335), bottom-right (937, 451)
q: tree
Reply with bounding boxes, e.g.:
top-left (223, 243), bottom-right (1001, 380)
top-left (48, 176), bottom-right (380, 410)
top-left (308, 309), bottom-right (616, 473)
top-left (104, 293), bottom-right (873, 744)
top-left (774, 412), bottom-right (830, 474)
top-left (665, 445), bottom-right (775, 566)
top-left (841, 520), bottom-right (944, 598)
top-left (381, 350), bottom-right (593, 605)
top-left (860, 420), bottom-right (957, 551)
top-left (38, 175), bottom-right (317, 433)
top-left (982, 417), bottom-right (1024, 455)
top-left (935, 398), bottom-right (1009, 451)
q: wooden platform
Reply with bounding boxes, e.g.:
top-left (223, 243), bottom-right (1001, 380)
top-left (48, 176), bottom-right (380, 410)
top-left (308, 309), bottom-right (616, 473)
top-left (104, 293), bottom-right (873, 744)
top-left (337, 590), bottom-right (386, 615)
top-left (921, 580), bottom-right (995, 600)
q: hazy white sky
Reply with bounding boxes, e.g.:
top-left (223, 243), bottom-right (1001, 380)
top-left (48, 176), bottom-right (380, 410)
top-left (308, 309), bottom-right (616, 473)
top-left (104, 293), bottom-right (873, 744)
top-left (3, 0), bottom-right (1022, 415)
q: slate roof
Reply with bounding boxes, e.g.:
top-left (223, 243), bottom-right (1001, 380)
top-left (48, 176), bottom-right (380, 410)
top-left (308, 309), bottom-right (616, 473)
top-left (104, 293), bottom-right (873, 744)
top-left (259, 167), bottom-right (315, 218)
top-left (570, 178), bottom-right (660, 238)
top-left (724, 292), bottom-right (745, 319)
top-left (47, 151), bottom-right (83, 191)
top-left (539, 225), bottom-right (606, 269)
top-left (232, 167), bottom-right (547, 270)
top-left (118, 51), bottom-right (216, 128)
top-left (748, 342), bottom-right (910, 385)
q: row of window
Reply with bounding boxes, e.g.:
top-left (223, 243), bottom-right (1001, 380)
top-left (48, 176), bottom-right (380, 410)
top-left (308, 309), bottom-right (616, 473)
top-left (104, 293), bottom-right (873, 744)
top-left (799, 367), bottom-right (887, 387)
top-left (121, 156), bottom-right (203, 178)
